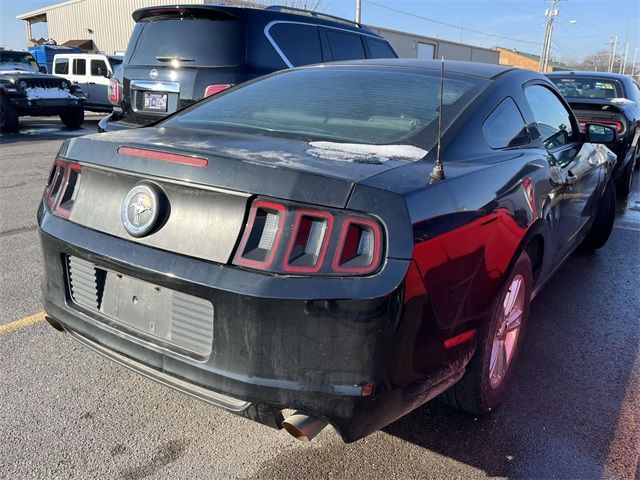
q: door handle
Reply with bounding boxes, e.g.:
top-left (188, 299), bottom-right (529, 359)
top-left (88, 82), bottom-right (96, 85)
top-left (564, 171), bottom-right (577, 187)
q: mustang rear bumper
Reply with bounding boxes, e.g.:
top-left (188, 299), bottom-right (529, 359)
top-left (38, 206), bottom-right (470, 442)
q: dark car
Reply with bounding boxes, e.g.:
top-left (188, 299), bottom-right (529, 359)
top-left (40, 60), bottom-right (617, 443)
top-left (546, 71), bottom-right (640, 196)
top-left (0, 50), bottom-right (86, 133)
top-left (99, 4), bottom-right (397, 132)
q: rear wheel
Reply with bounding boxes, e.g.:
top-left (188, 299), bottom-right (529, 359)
top-left (60, 109), bottom-right (84, 129)
top-left (0, 103), bottom-right (19, 133)
top-left (442, 251), bottom-right (532, 415)
top-left (581, 177), bottom-right (616, 250)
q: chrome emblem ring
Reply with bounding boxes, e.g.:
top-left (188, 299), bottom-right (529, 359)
top-left (121, 183), bottom-right (160, 237)
top-left (149, 68), bottom-right (158, 80)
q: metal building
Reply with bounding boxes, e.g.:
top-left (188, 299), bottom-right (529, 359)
top-left (370, 26), bottom-right (499, 64)
top-left (16, 0), bottom-right (256, 55)
top-left (17, 0), bottom-right (499, 64)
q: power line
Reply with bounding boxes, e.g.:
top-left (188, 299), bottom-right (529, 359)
top-left (363, 0), bottom-right (541, 46)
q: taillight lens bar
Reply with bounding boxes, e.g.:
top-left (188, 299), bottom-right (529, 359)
top-left (44, 158), bottom-right (81, 218)
top-left (233, 198), bottom-right (384, 276)
top-left (332, 217), bottom-right (382, 274)
top-left (233, 201), bottom-right (287, 270)
top-left (108, 78), bottom-right (122, 105)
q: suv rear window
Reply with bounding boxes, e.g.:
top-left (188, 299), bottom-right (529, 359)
top-left (128, 17), bottom-right (246, 66)
top-left (549, 76), bottom-right (624, 99)
top-left (164, 67), bottom-right (487, 147)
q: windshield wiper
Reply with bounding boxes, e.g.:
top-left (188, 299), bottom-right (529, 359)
top-left (155, 56), bottom-right (194, 62)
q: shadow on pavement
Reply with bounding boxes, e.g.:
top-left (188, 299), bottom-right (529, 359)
top-left (0, 116), bottom-right (103, 145)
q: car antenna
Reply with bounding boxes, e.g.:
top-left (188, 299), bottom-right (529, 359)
top-left (429, 56), bottom-right (446, 183)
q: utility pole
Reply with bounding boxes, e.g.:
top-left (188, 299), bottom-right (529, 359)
top-left (621, 42), bottom-right (629, 74)
top-left (538, 0), bottom-right (564, 73)
top-left (355, 0), bottom-right (361, 24)
top-left (609, 34), bottom-right (618, 72)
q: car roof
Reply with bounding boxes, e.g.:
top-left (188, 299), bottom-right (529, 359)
top-left (132, 4), bottom-right (375, 34)
top-left (301, 59), bottom-right (516, 79)
top-left (546, 70), bottom-right (628, 80)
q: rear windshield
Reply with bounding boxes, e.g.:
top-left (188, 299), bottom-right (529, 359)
top-left (0, 51), bottom-right (39, 71)
top-left (127, 17), bottom-right (245, 66)
top-left (549, 76), bottom-right (625, 99)
top-left (163, 67), bottom-right (488, 147)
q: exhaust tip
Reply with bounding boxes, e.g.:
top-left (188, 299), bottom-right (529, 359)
top-left (282, 413), bottom-right (328, 442)
top-left (45, 315), bottom-right (64, 331)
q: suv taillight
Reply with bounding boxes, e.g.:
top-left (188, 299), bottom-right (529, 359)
top-left (233, 199), bottom-right (383, 276)
top-left (578, 118), bottom-right (623, 134)
top-left (204, 84), bottom-right (233, 97)
top-left (44, 158), bottom-right (81, 218)
top-left (108, 78), bottom-right (122, 105)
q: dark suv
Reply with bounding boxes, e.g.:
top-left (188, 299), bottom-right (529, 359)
top-left (99, 4), bottom-right (397, 132)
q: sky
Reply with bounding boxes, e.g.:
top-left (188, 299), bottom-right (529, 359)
top-left (0, 0), bottom-right (638, 64)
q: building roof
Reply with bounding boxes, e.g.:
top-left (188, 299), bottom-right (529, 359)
top-left (16, 0), bottom-right (84, 20)
top-left (494, 46), bottom-right (570, 70)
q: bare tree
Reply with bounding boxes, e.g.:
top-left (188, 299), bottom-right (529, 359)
top-left (576, 50), bottom-right (616, 72)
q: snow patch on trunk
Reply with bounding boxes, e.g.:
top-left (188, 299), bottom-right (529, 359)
top-left (307, 141), bottom-right (428, 164)
top-left (25, 87), bottom-right (78, 100)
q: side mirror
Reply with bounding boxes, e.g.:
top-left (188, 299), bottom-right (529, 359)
top-left (586, 123), bottom-right (616, 144)
top-left (39, 66), bottom-right (47, 73)
top-left (105, 70), bottom-right (112, 79)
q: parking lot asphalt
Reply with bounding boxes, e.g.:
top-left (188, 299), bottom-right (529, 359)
top-left (0, 117), bottom-right (638, 480)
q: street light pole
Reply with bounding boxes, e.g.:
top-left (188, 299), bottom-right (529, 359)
top-left (538, 0), bottom-right (564, 73)
top-left (609, 34), bottom-right (618, 73)
top-left (355, 0), bottom-right (361, 24)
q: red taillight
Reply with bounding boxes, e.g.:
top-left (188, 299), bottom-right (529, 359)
top-left (44, 158), bottom-right (81, 218)
top-left (233, 199), bottom-right (383, 276)
top-left (233, 201), bottom-right (287, 270)
top-left (578, 118), bottom-right (623, 134)
top-left (108, 78), bottom-right (122, 105)
top-left (204, 84), bottom-right (233, 97)
top-left (332, 217), bottom-right (382, 274)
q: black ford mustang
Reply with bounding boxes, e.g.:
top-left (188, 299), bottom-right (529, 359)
top-left (39, 60), bottom-right (617, 443)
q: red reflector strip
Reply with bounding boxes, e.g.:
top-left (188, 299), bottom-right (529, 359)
top-left (117, 147), bottom-right (208, 167)
top-left (360, 381), bottom-right (375, 397)
top-left (204, 84), bottom-right (233, 97)
top-left (444, 329), bottom-right (477, 349)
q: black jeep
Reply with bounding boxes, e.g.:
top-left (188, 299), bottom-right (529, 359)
top-left (0, 50), bottom-right (86, 133)
top-left (99, 4), bottom-right (397, 132)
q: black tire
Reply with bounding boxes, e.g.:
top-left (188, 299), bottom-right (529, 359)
top-left (616, 155), bottom-right (635, 197)
top-left (60, 109), bottom-right (84, 129)
top-left (442, 251), bottom-right (533, 415)
top-left (581, 177), bottom-right (616, 251)
top-left (0, 102), bottom-right (19, 133)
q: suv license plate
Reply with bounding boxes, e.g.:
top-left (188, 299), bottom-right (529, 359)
top-left (143, 92), bottom-right (167, 112)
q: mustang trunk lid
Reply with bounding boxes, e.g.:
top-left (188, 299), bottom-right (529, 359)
top-left (57, 127), bottom-right (419, 263)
